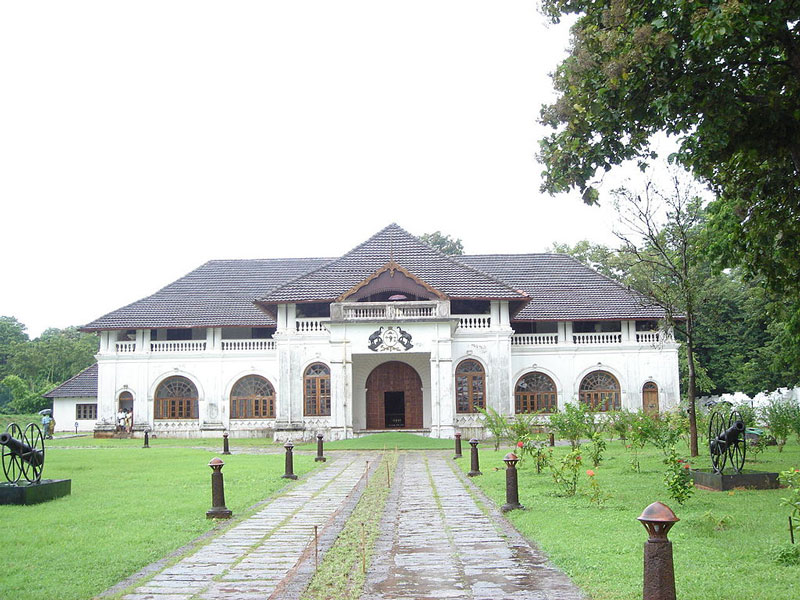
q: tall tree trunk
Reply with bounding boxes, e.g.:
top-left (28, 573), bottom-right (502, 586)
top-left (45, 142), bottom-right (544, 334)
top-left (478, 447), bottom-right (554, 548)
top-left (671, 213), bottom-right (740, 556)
top-left (685, 323), bottom-right (699, 457)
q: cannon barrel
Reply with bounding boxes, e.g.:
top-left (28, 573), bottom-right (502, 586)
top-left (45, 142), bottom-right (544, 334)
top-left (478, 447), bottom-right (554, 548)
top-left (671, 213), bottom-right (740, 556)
top-left (0, 432), bottom-right (44, 467)
top-left (709, 420), bottom-right (744, 456)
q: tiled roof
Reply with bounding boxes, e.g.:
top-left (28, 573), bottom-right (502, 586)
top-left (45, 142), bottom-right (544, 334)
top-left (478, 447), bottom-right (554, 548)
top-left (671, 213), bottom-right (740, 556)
top-left (82, 258), bottom-right (330, 331)
top-left (458, 254), bottom-right (665, 320)
top-left (43, 363), bottom-right (98, 398)
top-left (258, 224), bottom-right (527, 304)
top-left (81, 225), bottom-right (664, 331)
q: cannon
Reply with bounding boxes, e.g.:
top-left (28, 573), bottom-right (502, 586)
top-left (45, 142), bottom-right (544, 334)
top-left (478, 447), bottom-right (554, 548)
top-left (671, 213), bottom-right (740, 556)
top-left (1, 423), bottom-right (45, 484)
top-left (708, 408), bottom-right (746, 474)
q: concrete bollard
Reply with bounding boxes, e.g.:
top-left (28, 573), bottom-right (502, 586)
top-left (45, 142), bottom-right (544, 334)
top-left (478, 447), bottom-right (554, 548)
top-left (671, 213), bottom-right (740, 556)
top-left (638, 502), bottom-right (679, 600)
top-left (501, 452), bottom-right (523, 512)
top-left (222, 431), bottom-right (231, 455)
top-left (468, 438), bottom-right (482, 477)
top-left (453, 432), bottom-right (463, 460)
top-left (206, 457), bottom-right (232, 519)
top-left (143, 430), bottom-right (150, 448)
top-left (315, 433), bottom-right (326, 463)
top-left (282, 441), bottom-right (298, 480)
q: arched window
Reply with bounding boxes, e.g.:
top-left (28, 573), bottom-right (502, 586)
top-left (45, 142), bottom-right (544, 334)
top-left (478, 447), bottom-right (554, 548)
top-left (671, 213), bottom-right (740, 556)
top-left (230, 375), bottom-right (275, 419)
top-left (515, 372), bottom-right (557, 413)
top-left (642, 381), bottom-right (659, 414)
top-left (304, 363), bottom-right (331, 416)
top-left (155, 376), bottom-right (198, 419)
top-left (455, 359), bottom-right (485, 413)
top-left (579, 371), bottom-right (620, 412)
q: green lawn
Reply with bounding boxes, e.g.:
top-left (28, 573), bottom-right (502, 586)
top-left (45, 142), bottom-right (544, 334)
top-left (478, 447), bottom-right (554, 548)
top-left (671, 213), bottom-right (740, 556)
top-left (460, 440), bottom-right (800, 600)
top-left (295, 431), bottom-right (454, 451)
top-left (0, 445), bottom-right (319, 600)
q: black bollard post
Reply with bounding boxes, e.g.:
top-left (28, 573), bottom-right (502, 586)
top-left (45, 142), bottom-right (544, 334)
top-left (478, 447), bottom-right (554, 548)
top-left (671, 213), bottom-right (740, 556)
top-left (453, 432), bottom-right (463, 460)
top-left (143, 430), bottom-right (150, 448)
top-left (206, 457), bottom-right (232, 519)
top-left (222, 431), bottom-right (231, 455)
top-left (549, 432), bottom-right (555, 447)
top-left (468, 438), bottom-right (482, 477)
top-left (282, 441), bottom-right (298, 480)
top-left (638, 502), bottom-right (679, 600)
top-left (501, 452), bottom-right (523, 512)
top-left (315, 433), bottom-right (326, 462)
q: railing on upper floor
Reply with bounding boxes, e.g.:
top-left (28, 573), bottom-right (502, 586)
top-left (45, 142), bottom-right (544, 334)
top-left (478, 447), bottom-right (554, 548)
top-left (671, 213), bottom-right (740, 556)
top-left (573, 332), bottom-right (623, 344)
top-left (115, 341), bottom-right (137, 353)
top-left (455, 315), bottom-right (492, 330)
top-left (331, 301), bottom-right (447, 322)
top-left (150, 341), bottom-right (207, 353)
top-left (221, 339), bottom-right (276, 351)
top-left (295, 318), bottom-right (330, 334)
top-left (511, 333), bottom-right (559, 346)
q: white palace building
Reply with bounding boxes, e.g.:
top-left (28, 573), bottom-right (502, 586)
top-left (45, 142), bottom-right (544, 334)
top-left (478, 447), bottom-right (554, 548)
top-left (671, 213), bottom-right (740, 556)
top-left (49, 224), bottom-right (679, 439)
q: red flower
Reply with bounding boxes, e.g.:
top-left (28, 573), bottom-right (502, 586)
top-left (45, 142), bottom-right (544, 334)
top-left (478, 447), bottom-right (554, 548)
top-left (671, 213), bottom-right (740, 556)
top-left (586, 469), bottom-right (595, 477)
top-left (517, 441), bottom-right (524, 448)
top-left (684, 464), bottom-right (690, 469)
top-left (576, 456), bottom-right (581, 461)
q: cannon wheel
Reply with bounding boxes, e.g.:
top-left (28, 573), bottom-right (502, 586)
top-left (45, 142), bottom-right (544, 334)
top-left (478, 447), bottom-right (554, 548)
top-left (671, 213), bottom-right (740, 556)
top-left (2, 423), bottom-right (24, 483)
top-left (21, 423), bottom-right (44, 483)
top-left (708, 409), bottom-right (728, 474)
top-left (728, 410), bottom-right (746, 474)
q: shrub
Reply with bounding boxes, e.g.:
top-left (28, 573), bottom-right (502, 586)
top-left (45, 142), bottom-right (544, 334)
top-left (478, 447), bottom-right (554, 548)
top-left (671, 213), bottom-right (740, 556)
top-left (663, 446), bottom-right (694, 505)
top-left (550, 448), bottom-right (582, 496)
top-left (587, 432), bottom-right (606, 468)
top-left (549, 403), bottom-right (586, 449)
top-left (606, 409), bottom-right (633, 441)
top-left (760, 396), bottom-right (799, 452)
top-left (585, 469), bottom-right (610, 506)
top-left (478, 407), bottom-right (508, 451)
top-left (779, 468), bottom-right (800, 542)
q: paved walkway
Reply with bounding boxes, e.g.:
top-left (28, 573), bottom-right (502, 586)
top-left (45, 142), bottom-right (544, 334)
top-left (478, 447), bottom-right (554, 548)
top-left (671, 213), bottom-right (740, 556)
top-left (111, 451), bottom-right (584, 600)
top-left (361, 453), bottom-right (585, 600)
top-left (116, 453), bottom-right (370, 600)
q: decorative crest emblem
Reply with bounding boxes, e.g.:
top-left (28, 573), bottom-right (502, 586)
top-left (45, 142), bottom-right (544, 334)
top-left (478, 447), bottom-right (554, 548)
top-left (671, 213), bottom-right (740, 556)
top-left (368, 326), bottom-right (413, 352)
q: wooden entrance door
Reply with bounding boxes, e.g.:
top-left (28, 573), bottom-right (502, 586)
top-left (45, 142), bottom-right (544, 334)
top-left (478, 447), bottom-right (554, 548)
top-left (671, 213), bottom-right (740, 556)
top-left (643, 382), bottom-right (659, 414)
top-left (366, 361), bottom-right (423, 429)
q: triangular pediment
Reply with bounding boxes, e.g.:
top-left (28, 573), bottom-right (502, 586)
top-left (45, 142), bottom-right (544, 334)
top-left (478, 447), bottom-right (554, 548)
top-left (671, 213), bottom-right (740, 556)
top-left (337, 261), bottom-right (448, 302)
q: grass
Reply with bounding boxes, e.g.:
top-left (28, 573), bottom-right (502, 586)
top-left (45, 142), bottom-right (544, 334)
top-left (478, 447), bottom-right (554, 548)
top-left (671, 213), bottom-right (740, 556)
top-left (301, 451), bottom-right (397, 600)
top-left (295, 431), bottom-right (454, 451)
top-left (0, 445), bottom-right (320, 600)
top-left (460, 439), bottom-right (800, 600)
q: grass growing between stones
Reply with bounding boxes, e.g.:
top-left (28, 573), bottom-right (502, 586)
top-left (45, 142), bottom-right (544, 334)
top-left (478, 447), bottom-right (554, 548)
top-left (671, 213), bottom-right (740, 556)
top-left (301, 452), bottom-right (397, 600)
top-left (0, 446), bottom-right (319, 600)
top-left (461, 440), bottom-right (800, 600)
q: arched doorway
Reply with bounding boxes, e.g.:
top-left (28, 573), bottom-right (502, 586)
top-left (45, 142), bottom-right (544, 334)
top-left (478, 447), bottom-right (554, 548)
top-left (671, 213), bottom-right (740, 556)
top-left (643, 381), bottom-right (659, 414)
top-left (366, 361), bottom-right (423, 429)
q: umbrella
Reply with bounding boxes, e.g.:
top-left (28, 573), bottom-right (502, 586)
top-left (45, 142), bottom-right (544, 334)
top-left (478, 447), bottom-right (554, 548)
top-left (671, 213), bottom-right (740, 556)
top-left (38, 409), bottom-right (53, 416)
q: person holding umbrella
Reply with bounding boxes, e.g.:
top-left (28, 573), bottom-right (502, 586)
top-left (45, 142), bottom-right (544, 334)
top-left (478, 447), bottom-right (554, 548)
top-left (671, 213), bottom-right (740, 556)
top-left (39, 409), bottom-right (54, 439)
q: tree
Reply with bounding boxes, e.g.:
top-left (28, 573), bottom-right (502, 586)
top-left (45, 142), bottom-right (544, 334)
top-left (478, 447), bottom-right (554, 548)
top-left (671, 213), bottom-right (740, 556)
top-left (538, 0), bottom-right (800, 345)
top-left (547, 240), bottom-right (629, 281)
top-left (0, 316), bottom-right (28, 379)
top-left (9, 327), bottom-right (98, 392)
top-left (612, 174), bottom-right (706, 456)
top-left (419, 231), bottom-right (465, 256)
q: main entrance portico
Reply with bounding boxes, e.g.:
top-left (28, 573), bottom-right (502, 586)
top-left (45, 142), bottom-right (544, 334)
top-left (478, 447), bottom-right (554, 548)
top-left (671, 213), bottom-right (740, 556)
top-left (365, 361), bottom-right (423, 430)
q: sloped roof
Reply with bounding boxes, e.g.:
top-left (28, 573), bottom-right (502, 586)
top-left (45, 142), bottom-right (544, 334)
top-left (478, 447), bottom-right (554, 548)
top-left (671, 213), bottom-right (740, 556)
top-left (257, 223), bottom-right (527, 305)
top-left (458, 254), bottom-right (665, 320)
top-left (80, 225), bottom-right (666, 331)
top-left (43, 363), bottom-right (98, 398)
top-left (82, 258), bottom-right (330, 331)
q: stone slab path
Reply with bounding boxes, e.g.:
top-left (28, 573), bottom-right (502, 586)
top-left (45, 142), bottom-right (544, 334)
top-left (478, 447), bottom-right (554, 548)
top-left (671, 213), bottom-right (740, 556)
top-left (361, 453), bottom-right (585, 600)
top-left (110, 451), bottom-right (585, 600)
top-left (116, 453), bottom-right (370, 600)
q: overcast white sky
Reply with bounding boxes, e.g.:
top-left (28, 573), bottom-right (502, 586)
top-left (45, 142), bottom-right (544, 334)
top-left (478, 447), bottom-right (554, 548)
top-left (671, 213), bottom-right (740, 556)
top-left (0, 2), bottom-right (665, 338)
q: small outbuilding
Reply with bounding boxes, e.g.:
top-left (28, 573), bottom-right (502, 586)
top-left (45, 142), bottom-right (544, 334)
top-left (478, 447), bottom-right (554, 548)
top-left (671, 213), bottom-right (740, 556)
top-left (43, 363), bottom-right (98, 432)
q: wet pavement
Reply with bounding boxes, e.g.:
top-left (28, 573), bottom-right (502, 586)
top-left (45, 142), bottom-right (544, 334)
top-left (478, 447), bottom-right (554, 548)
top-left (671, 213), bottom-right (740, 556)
top-left (361, 452), bottom-right (585, 600)
top-left (107, 451), bottom-right (585, 600)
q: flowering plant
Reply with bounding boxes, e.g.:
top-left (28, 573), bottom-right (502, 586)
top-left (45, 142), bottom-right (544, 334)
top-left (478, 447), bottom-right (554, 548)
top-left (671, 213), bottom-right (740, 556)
top-left (585, 469), bottom-right (609, 506)
top-left (550, 448), bottom-right (582, 496)
top-left (663, 446), bottom-right (694, 505)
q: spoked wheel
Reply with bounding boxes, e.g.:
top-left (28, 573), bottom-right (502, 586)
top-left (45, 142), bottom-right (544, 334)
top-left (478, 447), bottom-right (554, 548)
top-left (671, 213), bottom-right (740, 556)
top-left (21, 423), bottom-right (44, 483)
top-left (2, 423), bottom-right (24, 483)
top-left (728, 410), bottom-right (746, 474)
top-left (708, 410), bottom-right (728, 474)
